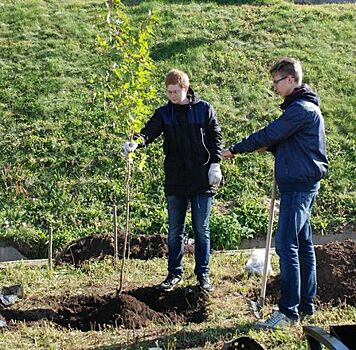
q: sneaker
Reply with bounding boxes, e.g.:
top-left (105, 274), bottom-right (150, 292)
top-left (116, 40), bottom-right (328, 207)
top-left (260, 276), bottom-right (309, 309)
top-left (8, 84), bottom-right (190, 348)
top-left (254, 310), bottom-right (298, 330)
top-left (157, 273), bottom-right (182, 292)
top-left (197, 274), bottom-right (214, 292)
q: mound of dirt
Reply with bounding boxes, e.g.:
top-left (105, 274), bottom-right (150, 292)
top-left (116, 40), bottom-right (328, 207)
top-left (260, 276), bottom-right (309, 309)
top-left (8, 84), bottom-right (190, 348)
top-left (258, 240), bottom-right (356, 305)
top-left (1, 286), bottom-right (208, 331)
top-left (314, 239), bottom-right (356, 305)
top-left (55, 233), bottom-right (170, 267)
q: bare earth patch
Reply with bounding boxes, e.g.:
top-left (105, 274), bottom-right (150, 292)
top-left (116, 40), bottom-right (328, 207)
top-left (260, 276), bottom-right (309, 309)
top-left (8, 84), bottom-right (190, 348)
top-left (1, 286), bottom-right (208, 331)
top-left (55, 233), bottom-right (168, 266)
top-left (55, 233), bottom-right (194, 267)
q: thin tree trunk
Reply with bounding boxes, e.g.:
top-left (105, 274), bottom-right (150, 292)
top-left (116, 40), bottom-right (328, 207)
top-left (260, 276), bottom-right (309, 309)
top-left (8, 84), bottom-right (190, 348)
top-left (118, 158), bottom-right (131, 294)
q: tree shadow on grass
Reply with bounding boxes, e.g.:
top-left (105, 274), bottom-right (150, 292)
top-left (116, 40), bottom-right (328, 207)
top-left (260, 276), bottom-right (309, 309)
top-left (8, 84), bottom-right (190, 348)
top-left (93, 323), bottom-right (257, 350)
top-left (151, 30), bottom-right (237, 62)
top-left (151, 37), bottom-right (210, 61)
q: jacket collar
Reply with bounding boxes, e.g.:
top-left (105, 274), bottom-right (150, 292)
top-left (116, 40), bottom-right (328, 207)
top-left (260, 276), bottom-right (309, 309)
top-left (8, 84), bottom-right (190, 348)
top-left (280, 84), bottom-right (321, 110)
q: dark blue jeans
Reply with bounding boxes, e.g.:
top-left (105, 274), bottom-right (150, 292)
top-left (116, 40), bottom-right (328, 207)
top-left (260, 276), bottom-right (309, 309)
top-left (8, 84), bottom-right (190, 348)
top-left (275, 190), bottom-right (318, 320)
top-left (166, 194), bottom-right (212, 277)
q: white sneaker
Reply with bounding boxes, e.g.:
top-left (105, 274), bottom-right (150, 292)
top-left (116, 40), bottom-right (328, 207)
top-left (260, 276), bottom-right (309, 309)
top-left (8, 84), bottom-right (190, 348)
top-left (156, 273), bottom-right (182, 292)
top-left (254, 310), bottom-right (298, 330)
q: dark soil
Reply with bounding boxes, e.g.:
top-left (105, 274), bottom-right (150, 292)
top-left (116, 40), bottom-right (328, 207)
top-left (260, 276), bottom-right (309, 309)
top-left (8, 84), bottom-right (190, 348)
top-left (0, 286), bottom-right (208, 331)
top-left (314, 239), bottom-right (356, 305)
top-left (249, 240), bottom-right (356, 306)
top-left (55, 233), bottom-right (195, 267)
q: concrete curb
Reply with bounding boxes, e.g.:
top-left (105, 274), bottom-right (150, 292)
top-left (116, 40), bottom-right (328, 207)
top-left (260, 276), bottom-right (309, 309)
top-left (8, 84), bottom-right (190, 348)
top-left (0, 259), bottom-right (47, 269)
top-left (237, 231), bottom-right (356, 250)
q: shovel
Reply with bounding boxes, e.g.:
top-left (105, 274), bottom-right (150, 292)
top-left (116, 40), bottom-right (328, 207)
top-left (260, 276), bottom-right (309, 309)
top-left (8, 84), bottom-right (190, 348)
top-left (248, 175), bottom-right (277, 318)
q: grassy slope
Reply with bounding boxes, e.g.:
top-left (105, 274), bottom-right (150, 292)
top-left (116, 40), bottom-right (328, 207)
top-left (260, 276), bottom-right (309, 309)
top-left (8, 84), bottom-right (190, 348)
top-left (0, 0), bottom-right (355, 254)
top-left (0, 0), bottom-right (122, 253)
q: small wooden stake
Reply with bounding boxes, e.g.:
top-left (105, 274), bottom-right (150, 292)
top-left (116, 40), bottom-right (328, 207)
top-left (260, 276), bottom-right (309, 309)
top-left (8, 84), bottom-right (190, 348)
top-left (48, 226), bottom-right (53, 270)
top-left (113, 205), bottom-right (118, 269)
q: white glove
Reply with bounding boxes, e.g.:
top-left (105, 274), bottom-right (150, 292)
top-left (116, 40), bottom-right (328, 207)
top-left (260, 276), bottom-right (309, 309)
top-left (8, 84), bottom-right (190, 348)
top-left (208, 163), bottom-right (222, 186)
top-left (122, 141), bottom-right (138, 156)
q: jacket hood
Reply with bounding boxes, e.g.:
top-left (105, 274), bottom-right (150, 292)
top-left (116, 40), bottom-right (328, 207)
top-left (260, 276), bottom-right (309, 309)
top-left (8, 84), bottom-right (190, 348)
top-left (187, 87), bottom-right (201, 105)
top-left (280, 84), bottom-right (321, 110)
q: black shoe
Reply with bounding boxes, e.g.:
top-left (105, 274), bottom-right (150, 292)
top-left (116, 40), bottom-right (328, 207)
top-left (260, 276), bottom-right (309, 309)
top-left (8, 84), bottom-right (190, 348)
top-left (197, 274), bottom-right (214, 292)
top-left (157, 273), bottom-right (182, 292)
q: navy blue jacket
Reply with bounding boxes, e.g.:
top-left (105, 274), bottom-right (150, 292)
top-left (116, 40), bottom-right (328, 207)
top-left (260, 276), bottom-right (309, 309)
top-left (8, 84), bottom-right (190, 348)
top-left (230, 85), bottom-right (328, 192)
top-left (140, 88), bottom-right (222, 196)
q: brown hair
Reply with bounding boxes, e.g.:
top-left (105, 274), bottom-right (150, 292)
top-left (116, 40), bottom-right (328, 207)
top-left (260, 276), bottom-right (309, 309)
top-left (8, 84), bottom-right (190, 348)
top-left (269, 57), bottom-right (303, 85)
top-left (165, 69), bottom-right (189, 88)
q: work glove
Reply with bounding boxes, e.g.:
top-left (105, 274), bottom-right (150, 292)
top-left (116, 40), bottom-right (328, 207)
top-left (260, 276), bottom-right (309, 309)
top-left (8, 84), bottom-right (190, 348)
top-left (122, 141), bottom-right (138, 156)
top-left (208, 163), bottom-right (222, 186)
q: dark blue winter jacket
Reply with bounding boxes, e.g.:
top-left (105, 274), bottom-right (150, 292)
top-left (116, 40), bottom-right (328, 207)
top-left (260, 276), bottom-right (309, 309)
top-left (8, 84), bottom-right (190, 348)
top-left (139, 88), bottom-right (222, 196)
top-left (230, 85), bottom-right (328, 192)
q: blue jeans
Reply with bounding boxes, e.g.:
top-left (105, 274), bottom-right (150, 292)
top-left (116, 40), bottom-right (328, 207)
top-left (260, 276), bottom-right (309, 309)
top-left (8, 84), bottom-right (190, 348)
top-left (275, 191), bottom-right (318, 320)
top-left (166, 194), bottom-right (212, 277)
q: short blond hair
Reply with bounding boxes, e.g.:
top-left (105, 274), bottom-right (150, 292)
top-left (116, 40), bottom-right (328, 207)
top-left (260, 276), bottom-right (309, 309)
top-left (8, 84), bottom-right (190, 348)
top-left (165, 69), bottom-right (189, 88)
top-left (269, 57), bottom-right (303, 85)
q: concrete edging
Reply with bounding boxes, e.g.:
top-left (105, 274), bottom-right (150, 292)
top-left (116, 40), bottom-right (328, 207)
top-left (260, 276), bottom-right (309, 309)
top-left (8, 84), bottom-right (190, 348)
top-left (238, 231), bottom-right (356, 250)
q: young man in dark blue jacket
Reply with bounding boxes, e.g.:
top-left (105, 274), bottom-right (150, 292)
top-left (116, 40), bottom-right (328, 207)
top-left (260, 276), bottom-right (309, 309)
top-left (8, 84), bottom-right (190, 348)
top-left (124, 69), bottom-right (222, 292)
top-left (223, 57), bottom-right (328, 329)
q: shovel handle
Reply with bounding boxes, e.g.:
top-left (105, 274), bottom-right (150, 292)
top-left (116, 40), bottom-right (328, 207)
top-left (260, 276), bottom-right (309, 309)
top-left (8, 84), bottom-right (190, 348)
top-left (259, 175), bottom-right (277, 307)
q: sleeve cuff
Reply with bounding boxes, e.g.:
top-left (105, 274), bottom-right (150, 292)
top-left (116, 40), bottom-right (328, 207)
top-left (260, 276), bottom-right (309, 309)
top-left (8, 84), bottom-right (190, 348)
top-left (229, 145), bottom-right (237, 154)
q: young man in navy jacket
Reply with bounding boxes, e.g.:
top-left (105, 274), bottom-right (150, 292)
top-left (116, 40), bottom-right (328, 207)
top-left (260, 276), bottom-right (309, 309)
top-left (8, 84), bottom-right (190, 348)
top-left (223, 57), bottom-right (328, 329)
top-left (124, 69), bottom-right (222, 292)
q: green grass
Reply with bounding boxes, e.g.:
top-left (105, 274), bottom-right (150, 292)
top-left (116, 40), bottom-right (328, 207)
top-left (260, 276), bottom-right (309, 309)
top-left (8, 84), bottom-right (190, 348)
top-left (0, 253), bottom-right (355, 349)
top-left (0, 0), bottom-right (355, 254)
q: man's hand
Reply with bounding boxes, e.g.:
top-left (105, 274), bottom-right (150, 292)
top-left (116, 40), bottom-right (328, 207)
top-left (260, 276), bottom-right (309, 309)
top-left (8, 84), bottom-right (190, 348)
top-left (122, 141), bottom-right (138, 156)
top-left (208, 163), bottom-right (222, 186)
top-left (222, 149), bottom-right (234, 160)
